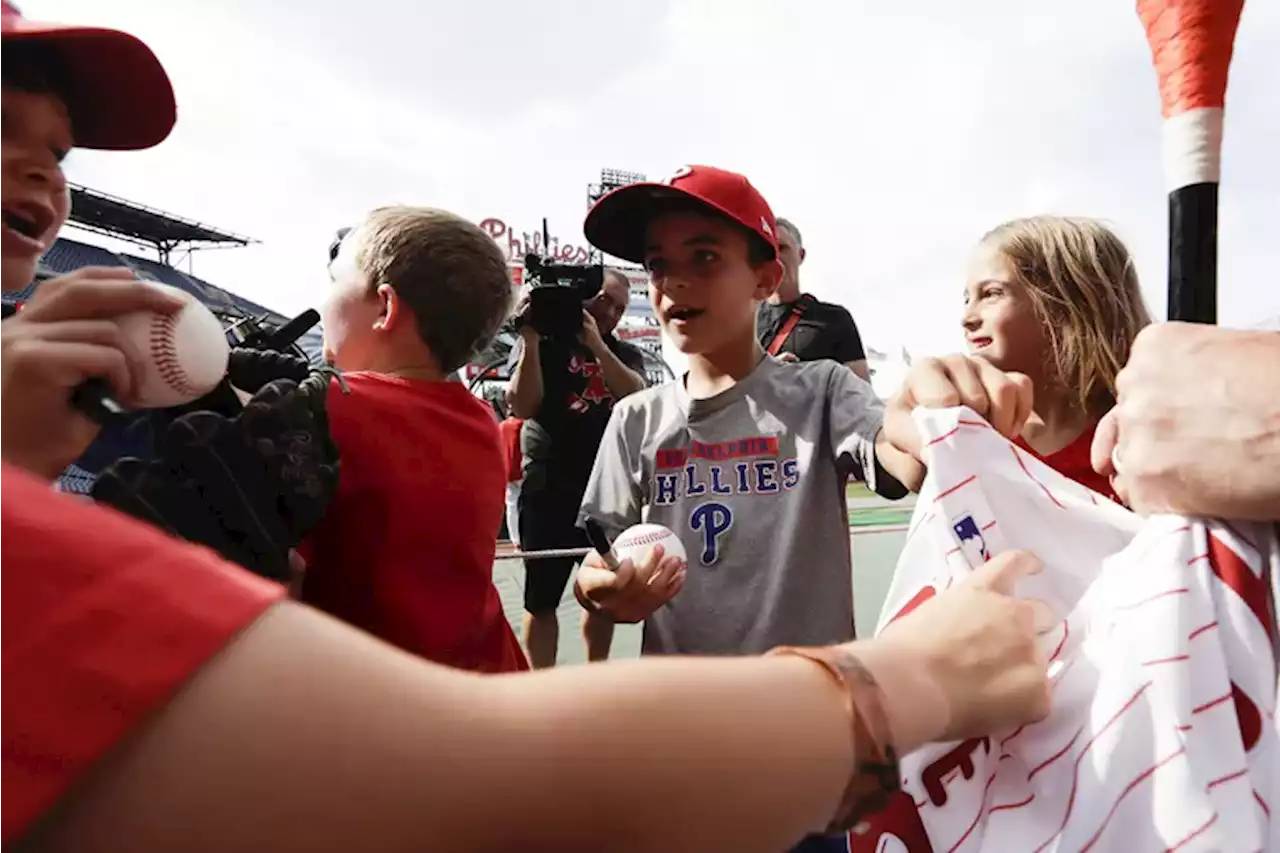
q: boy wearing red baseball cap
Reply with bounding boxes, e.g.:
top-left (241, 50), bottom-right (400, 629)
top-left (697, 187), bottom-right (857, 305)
top-left (574, 165), bottom-right (923, 849)
top-left (2, 1), bottom-right (184, 482)
top-left (577, 165), bottom-right (922, 651)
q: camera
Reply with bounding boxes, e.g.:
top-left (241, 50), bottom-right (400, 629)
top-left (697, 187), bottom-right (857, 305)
top-left (519, 252), bottom-right (604, 339)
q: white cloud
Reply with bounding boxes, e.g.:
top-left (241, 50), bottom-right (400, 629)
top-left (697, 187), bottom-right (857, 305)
top-left (30, 0), bottom-right (1279, 356)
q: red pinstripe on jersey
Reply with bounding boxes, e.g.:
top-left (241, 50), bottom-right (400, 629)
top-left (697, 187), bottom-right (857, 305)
top-left (851, 407), bottom-right (1278, 853)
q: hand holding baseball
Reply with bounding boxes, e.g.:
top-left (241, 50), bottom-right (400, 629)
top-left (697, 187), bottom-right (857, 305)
top-left (1, 268), bottom-right (184, 480)
top-left (1091, 323), bottom-right (1280, 520)
top-left (575, 543), bottom-right (686, 624)
top-left (853, 550), bottom-right (1051, 753)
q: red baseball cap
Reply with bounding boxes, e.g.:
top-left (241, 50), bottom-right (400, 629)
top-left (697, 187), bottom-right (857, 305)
top-left (584, 165), bottom-right (778, 264)
top-left (1, 1), bottom-right (176, 151)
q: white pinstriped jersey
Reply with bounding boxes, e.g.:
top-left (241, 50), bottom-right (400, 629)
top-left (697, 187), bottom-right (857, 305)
top-left (852, 407), bottom-right (1279, 853)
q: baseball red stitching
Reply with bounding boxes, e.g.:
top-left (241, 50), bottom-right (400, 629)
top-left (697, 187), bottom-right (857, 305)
top-left (151, 312), bottom-right (198, 399)
top-left (618, 530), bottom-right (672, 549)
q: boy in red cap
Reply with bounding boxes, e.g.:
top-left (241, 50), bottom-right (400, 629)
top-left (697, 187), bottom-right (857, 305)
top-left (575, 165), bottom-right (923, 649)
top-left (1, 2), bottom-right (186, 482)
top-left (573, 165), bottom-right (925, 850)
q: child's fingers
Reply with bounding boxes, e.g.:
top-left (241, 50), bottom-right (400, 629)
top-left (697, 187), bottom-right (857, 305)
top-left (8, 339), bottom-right (132, 401)
top-left (940, 356), bottom-right (990, 415)
top-left (22, 277), bottom-right (184, 322)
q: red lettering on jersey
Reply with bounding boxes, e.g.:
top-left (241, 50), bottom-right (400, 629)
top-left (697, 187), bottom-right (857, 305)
top-left (848, 790), bottom-right (933, 852)
top-left (1205, 533), bottom-right (1274, 753)
top-left (921, 737), bottom-right (990, 807)
top-left (1206, 533), bottom-right (1276, 642)
top-left (1231, 681), bottom-right (1263, 753)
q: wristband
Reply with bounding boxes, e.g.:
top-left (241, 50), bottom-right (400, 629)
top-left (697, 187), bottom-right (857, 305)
top-left (768, 645), bottom-right (901, 835)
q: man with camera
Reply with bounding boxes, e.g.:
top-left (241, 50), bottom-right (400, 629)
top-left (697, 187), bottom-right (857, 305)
top-left (506, 269), bottom-right (647, 667)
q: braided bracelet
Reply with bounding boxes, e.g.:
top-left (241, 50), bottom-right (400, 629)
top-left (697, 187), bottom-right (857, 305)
top-left (768, 645), bottom-right (902, 835)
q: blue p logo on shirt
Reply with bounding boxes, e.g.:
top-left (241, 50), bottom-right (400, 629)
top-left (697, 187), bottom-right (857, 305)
top-left (690, 501), bottom-right (733, 565)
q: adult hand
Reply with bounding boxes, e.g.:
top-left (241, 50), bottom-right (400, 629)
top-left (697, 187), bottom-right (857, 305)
top-left (1092, 323), bottom-right (1280, 520)
top-left (857, 550), bottom-right (1051, 752)
top-left (1, 268), bottom-right (184, 481)
top-left (511, 290), bottom-right (537, 336)
top-left (883, 354), bottom-right (1033, 461)
top-left (575, 543), bottom-right (686, 624)
top-left (578, 310), bottom-right (605, 355)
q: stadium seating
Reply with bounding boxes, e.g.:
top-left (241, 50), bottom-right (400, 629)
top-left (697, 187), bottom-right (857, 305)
top-left (120, 253), bottom-right (221, 304)
top-left (40, 238), bottom-right (129, 274)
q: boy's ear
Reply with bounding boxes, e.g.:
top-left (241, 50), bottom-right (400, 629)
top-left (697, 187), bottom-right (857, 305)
top-left (373, 282), bottom-right (400, 333)
top-left (753, 258), bottom-right (784, 301)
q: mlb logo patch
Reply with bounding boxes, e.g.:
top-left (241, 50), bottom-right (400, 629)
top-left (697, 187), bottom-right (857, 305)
top-left (951, 513), bottom-right (990, 567)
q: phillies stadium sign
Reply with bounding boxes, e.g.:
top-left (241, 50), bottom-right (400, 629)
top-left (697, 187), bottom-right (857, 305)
top-left (479, 217), bottom-right (591, 266)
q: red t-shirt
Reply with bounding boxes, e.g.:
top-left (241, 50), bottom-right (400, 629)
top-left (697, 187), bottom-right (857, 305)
top-left (1014, 420), bottom-right (1118, 502)
top-left (1, 464), bottom-right (283, 842)
top-left (499, 417), bottom-right (524, 484)
top-left (298, 373), bottom-right (527, 673)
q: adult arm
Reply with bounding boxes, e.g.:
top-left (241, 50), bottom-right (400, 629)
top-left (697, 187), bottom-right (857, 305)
top-left (32, 601), bottom-right (852, 853)
top-left (593, 343), bottom-right (646, 398)
top-left (30, 555), bottom-right (1048, 853)
top-left (1092, 323), bottom-right (1280, 520)
top-left (504, 328), bottom-right (544, 420)
top-left (581, 314), bottom-right (645, 399)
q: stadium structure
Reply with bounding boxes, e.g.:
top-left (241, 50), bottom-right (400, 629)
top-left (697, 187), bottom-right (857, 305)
top-left (2, 182), bottom-right (321, 363)
top-left (0, 184), bottom-right (325, 494)
top-left (462, 168), bottom-right (673, 415)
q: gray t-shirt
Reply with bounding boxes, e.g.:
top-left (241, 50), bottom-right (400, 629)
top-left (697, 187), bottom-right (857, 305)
top-left (580, 356), bottom-right (906, 656)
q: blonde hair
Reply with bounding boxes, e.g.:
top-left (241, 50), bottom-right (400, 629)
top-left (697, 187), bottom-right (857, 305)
top-left (980, 216), bottom-right (1151, 415)
top-left (353, 207), bottom-right (512, 373)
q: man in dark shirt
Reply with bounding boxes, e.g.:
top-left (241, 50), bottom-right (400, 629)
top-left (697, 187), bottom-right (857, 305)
top-left (756, 218), bottom-right (870, 379)
top-left (505, 269), bottom-right (646, 667)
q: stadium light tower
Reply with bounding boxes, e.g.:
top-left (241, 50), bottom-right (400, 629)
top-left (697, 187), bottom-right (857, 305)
top-left (585, 168), bottom-right (647, 265)
top-left (588, 168), bottom-right (646, 208)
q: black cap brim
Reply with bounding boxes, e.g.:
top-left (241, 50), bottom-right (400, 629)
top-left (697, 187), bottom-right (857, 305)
top-left (584, 181), bottom-right (748, 264)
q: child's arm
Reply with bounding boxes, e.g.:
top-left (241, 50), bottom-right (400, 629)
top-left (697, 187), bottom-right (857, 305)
top-left (826, 366), bottom-right (918, 499)
top-left (880, 355), bottom-right (1033, 484)
top-left (577, 405), bottom-right (645, 540)
top-left (574, 405), bottom-right (685, 622)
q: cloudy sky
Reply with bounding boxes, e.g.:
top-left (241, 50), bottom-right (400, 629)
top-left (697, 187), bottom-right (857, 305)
top-left (30, 0), bottom-right (1280, 359)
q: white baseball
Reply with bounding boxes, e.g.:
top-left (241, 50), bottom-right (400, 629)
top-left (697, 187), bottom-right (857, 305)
top-left (612, 523), bottom-right (687, 567)
top-left (116, 283), bottom-right (230, 408)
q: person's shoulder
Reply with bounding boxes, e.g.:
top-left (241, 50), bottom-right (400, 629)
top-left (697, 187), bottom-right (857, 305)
top-left (774, 358), bottom-right (876, 399)
top-left (611, 335), bottom-right (648, 363)
top-left (612, 380), bottom-right (679, 419)
top-left (774, 357), bottom-right (842, 386)
top-left (808, 296), bottom-right (855, 322)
